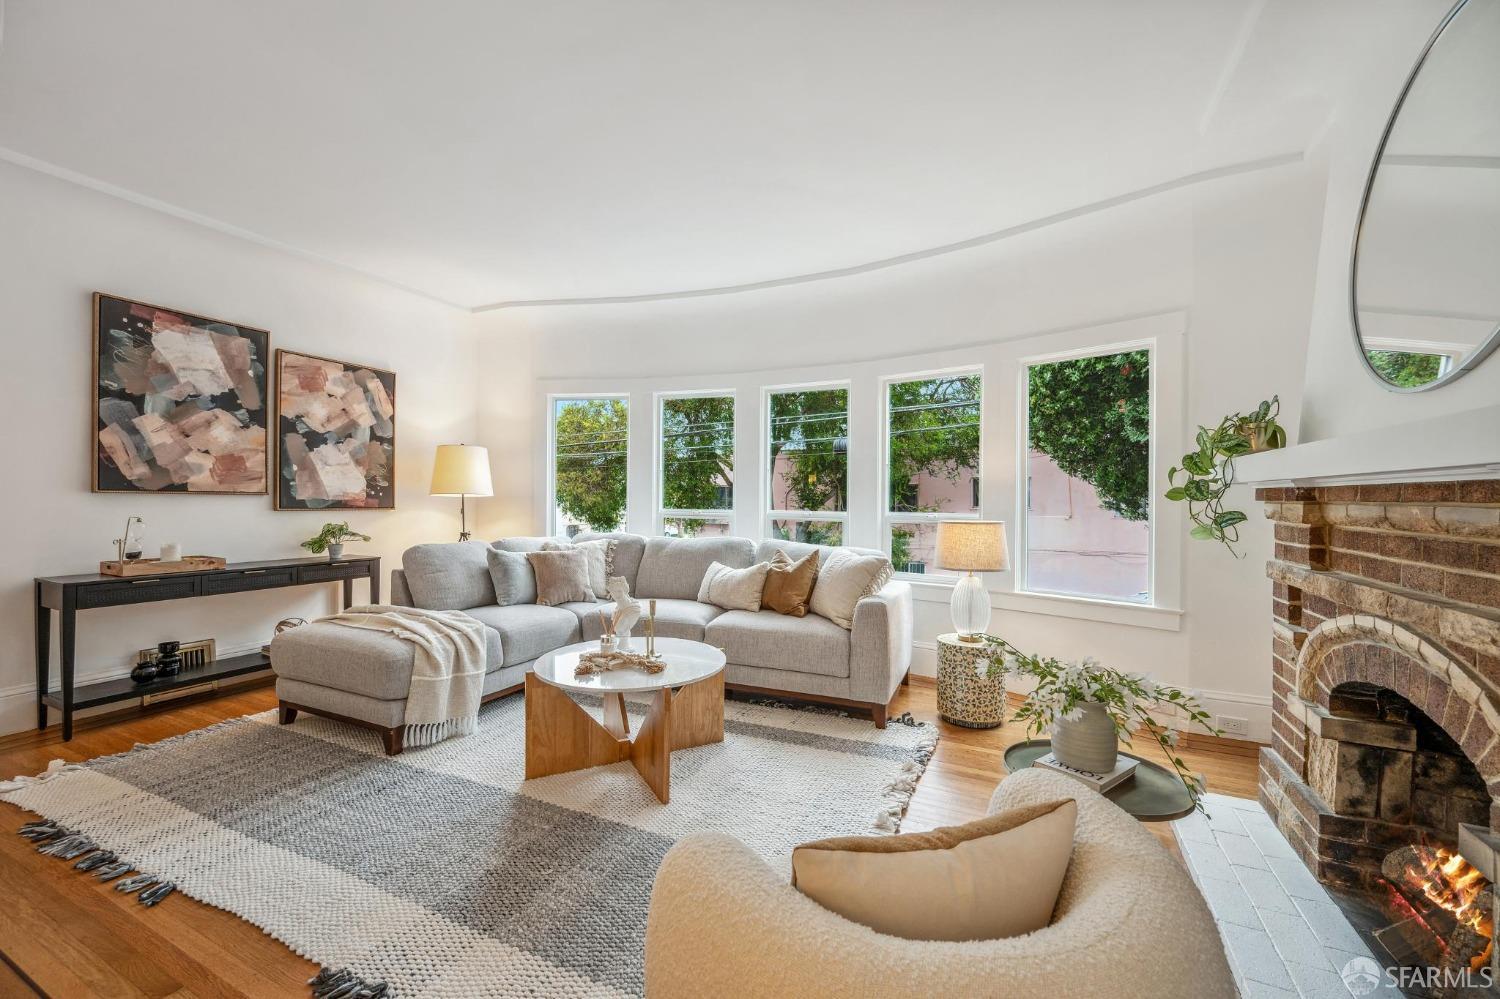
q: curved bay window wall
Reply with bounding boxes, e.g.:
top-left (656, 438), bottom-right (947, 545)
top-left (538, 314), bottom-right (1181, 618)
top-left (767, 385), bottom-right (849, 546)
top-left (883, 372), bottom-right (982, 577)
top-left (550, 396), bottom-right (631, 538)
top-left (1021, 348), bottom-right (1152, 604)
top-left (658, 392), bottom-right (735, 538)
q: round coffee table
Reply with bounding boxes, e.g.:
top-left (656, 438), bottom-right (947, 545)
top-left (1002, 739), bottom-right (1195, 822)
top-left (525, 637), bottom-right (727, 804)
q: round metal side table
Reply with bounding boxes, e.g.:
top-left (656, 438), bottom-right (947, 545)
top-left (1003, 739), bottom-right (1195, 822)
top-left (935, 633), bottom-right (1005, 729)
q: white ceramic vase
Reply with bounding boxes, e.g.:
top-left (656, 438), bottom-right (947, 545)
top-left (1051, 701), bottom-right (1119, 773)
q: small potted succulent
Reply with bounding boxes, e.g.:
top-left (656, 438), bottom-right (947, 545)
top-left (983, 637), bottom-right (1222, 813)
top-left (300, 522), bottom-right (371, 561)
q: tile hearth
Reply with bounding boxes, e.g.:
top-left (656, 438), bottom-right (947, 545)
top-left (1175, 794), bottom-right (1398, 998)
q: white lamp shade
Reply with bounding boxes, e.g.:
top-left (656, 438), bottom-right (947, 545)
top-left (936, 520), bottom-right (1009, 572)
top-left (430, 444), bottom-right (493, 496)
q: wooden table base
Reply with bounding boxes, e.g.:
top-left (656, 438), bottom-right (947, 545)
top-left (523, 671), bottom-right (725, 804)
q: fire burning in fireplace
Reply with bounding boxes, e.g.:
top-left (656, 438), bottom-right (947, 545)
top-left (1381, 844), bottom-right (1494, 978)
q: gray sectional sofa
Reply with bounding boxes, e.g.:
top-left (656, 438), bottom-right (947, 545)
top-left (271, 532), bottom-right (913, 752)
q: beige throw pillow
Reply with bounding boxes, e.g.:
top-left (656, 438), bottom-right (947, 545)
top-left (527, 549), bottom-right (594, 607)
top-left (542, 538), bottom-right (614, 600)
top-left (808, 549), bottom-right (892, 629)
top-left (697, 560), bottom-right (771, 612)
top-left (792, 798), bottom-right (1077, 941)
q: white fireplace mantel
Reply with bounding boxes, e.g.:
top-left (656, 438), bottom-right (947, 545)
top-left (1233, 404), bottom-right (1500, 488)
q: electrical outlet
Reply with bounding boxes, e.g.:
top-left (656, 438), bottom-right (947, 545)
top-left (1216, 715), bottom-right (1249, 737)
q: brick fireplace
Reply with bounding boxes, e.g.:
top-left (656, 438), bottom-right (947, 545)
top-left (1254, 480), bottom-right (1500, 977)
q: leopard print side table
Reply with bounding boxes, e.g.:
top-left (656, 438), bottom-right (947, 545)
top-left (936, 633), bottom-right (1005, 729)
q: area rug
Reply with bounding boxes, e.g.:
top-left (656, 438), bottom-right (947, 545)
top-left (0, 694), bottom-right (936, 998)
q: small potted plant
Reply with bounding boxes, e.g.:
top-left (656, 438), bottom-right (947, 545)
top-left (983, 637), bottom-right (1222, 813)
top-left (300, 522), bottom-right (371, 561)
top-left (1165, 395), bottom-right (1287, 557)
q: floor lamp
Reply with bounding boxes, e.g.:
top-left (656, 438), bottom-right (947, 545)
top-left (430, 444), bottom-right (493, 541)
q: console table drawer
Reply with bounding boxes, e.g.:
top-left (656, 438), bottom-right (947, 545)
top-left (77, 576), bottom-right (201, 608)
top-left (298, 561), bottom-right (369, 584)
top-left (204, 568), bottom-right (298, 594)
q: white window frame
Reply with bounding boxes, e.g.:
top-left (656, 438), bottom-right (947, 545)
top-left (546, 392), bottom-right (631, 539)
top-left (762, 380), bottom-right (852, 546)
top-left (1014, 340), bottom-right (1156, 606)
top-left (655, 388), bottom-right (736, 537)
top-left (879, 366), bottom-right (984, 579)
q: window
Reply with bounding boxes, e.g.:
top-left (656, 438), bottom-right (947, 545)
top-left (767, 386), bottom-right (848, 541)
top-left (550, 396), bottom-right (628, 537)
top-left (1022, 348), bottom-right (1151, 603)
top-left (883, 373), bottom-right (981, 575)
top-left (658, 393), bottom-right (734, 537)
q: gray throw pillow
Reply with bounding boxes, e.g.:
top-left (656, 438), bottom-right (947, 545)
top-left (402, 541), bottom-right (497, 610)
top-left (485, 547), bottom-right (537, 606)
top-left (527, 549), bottom-right (595, 607)
top-left (542, 538), bottom-right (613, 599)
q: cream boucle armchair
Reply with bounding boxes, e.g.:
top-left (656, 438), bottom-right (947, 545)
top-left (644, 768), bottom-right (1233, 998)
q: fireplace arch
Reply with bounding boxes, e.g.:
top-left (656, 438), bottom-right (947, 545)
top-left (1293, 614), bottom-right (1500, 803)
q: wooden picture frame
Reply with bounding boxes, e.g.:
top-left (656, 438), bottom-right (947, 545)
top-left (273, 349), bottom-right (397, 511)
top-left (92, 292), bottom-right (270, 494)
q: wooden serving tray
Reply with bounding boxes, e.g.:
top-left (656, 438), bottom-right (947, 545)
top-left (100, 556), bottom-right (227, 577)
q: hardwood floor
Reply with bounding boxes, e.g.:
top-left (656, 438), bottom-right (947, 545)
top-left (0, 677), bottom-right (1259, 997)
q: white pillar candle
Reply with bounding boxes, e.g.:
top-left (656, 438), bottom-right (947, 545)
top-left (160, 542), bottom-right (181, 562)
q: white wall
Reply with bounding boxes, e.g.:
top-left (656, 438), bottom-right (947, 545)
top-left (476, 163), bottom-right (1330, 742)
top-left (0, 161), bottom-right (479, 735)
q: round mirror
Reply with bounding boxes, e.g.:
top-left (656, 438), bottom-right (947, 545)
top-left (1352, 0), bottom-right (1500, 391)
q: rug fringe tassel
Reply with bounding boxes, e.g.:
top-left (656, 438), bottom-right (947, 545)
top-left (310, 966), bottom-right (389, 998)
top-left (873, 726), bottom-right (939, 832)
top-left (0, 759), bottom-right (82, 793)
top-left (16, 821), bottom-right (172, 906)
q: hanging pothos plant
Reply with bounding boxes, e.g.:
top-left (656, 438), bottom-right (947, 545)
top-left (1166, 396), bottom-right (1287, 557)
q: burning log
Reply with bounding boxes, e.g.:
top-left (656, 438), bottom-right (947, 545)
top-left (1380, 844), bottom-right (1494, 978)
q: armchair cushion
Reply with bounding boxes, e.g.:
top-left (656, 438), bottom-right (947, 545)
top-left (791, 798), bottom-right (1077, 941)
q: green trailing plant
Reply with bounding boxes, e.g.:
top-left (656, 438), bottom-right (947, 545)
top-left (301, 522), bottom-right (371, 555)
top-left (982, 637), bottom-right (1222, 814)
top-left (1165, 396), bottom-right (1287, 557)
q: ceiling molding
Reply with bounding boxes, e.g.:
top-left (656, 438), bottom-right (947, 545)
top-left (0, 144), bottom-right (471, 312)
top-left (1, 134), bottom-right (1301, 314)
top-left (475, 151), bottom-right (1304, 312)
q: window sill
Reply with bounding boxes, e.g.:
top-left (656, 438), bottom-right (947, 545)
top-left (901, 576), bottom-right (1183, 632)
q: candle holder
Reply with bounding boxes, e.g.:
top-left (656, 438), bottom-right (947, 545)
top-left (645, 599), bottom-right (658, 658)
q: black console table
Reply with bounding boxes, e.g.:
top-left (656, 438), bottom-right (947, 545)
top-left (35, 555), bottom-right (380, 740)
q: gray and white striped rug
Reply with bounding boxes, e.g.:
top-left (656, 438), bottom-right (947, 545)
top-left (2, 694), bottom-right (936, 998)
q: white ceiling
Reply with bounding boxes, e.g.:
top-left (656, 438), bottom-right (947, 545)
top-left (0, 1), bottom-right (1420, 308)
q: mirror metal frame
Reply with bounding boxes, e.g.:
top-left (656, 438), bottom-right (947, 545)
top-left (1349, 0), bottom-right (1500, 393)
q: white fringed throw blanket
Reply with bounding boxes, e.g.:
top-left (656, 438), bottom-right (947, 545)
top-left (321, 604), bottom-right (488, 748)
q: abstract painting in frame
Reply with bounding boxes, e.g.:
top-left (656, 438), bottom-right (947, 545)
top-left (93, 293), bottom-right (269, 494)
top-left (274, 350), bottom-right (396, 510)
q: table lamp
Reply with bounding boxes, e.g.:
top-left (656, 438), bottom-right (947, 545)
top-left (936, 521), bottom-right (1008, 643)
top-left (430, 444), bottom-right (493, 541)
